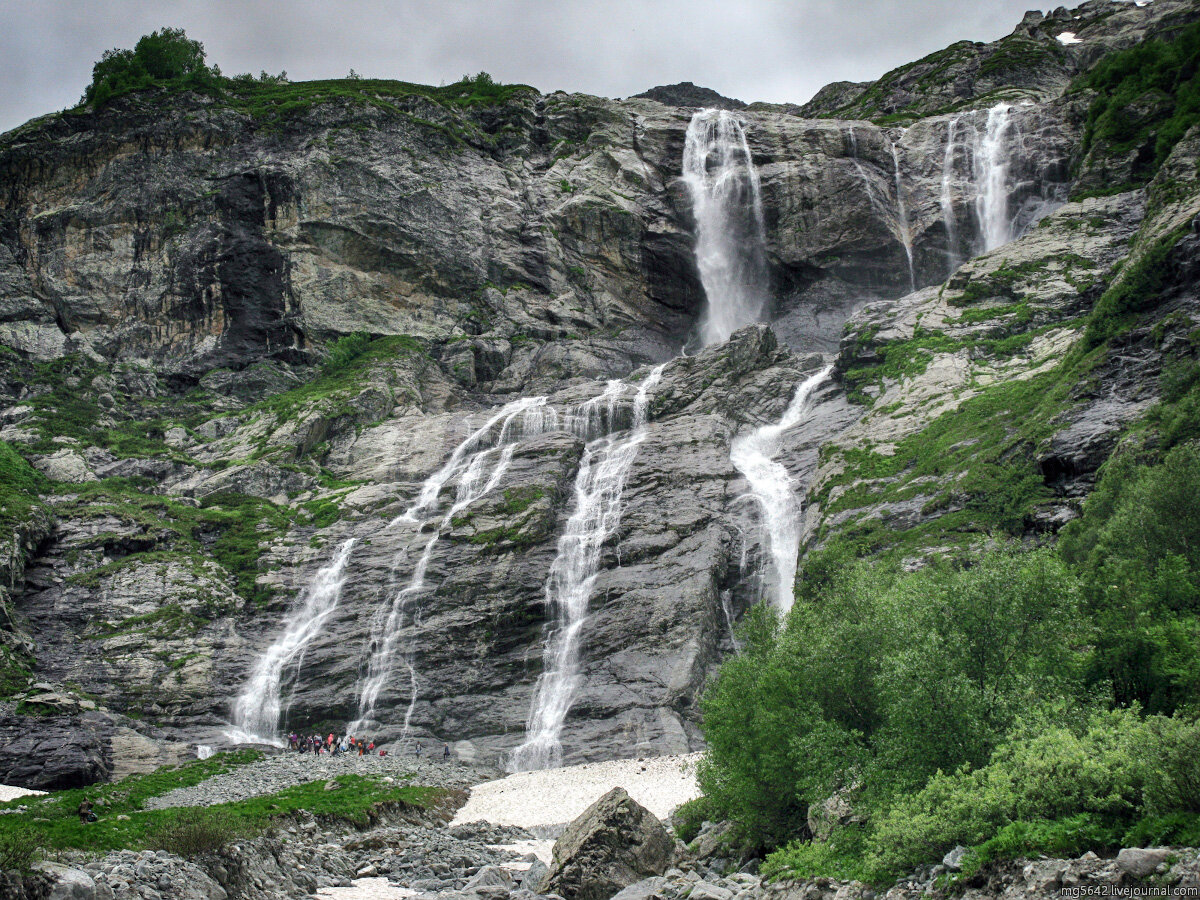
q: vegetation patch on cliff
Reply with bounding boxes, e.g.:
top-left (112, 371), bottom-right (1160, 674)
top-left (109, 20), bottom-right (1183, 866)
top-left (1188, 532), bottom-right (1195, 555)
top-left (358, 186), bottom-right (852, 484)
top-left (1074, 19), bottom-right (1200, 196)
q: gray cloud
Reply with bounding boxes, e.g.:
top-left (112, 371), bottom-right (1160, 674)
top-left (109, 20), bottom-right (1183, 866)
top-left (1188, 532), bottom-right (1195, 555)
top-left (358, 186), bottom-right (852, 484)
top-left (1, 0), bottom-right (1044, 133)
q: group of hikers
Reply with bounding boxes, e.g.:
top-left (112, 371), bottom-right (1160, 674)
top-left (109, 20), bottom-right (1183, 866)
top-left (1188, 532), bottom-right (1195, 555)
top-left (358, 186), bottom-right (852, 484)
top-left (287, 731), bottom-right (453, 760)
top-left (289, 732), bottom-right (381, 756)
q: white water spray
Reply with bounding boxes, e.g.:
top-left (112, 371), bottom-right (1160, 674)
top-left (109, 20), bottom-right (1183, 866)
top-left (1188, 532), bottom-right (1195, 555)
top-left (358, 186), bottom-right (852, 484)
top-left (349, 383), bottom-right (647, 735)
top-left (683, 109), bottom-right (769, 345)
top-left (729, 366), bottom-right (831, 614)
top-left (974, 103), bottom-right (1015, 253)
top-left (228, 538), bottom-right (357, 744)
top-left (941, 115), bottom-right (962, 271)
top-left (511, 364), bottom-right (667, 771)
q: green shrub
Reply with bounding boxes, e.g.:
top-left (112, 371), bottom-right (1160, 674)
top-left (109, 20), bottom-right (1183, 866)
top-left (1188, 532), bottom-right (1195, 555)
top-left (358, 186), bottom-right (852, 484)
top-left (1076, 19), bottom-right (1200, 187)
top-left (865, 708), bottom-right (1150, 878)
top-left (84, 28), bottom-right (216, 108)
top-left (762, 838), bottom-right (870, 882)
top-left (1083, 226), bottom-right (1187, 347)
top-left (146, 808), bottom-right (248, 858)
top-left (0, 828), bottom-right (40, 872)
top-left (1061, 441), bottom-right (1200, 712)
top-left (672, 796), bottom-right (718, 844)
top-left (321, 332), bottom-right (372, 376)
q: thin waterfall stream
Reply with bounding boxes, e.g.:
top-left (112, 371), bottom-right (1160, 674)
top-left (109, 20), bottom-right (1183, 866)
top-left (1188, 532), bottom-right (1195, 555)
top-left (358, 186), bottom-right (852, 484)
top-left (228, 538), bottom-right (357, 743)
top-left (511, 364), bottom-right (666, 771)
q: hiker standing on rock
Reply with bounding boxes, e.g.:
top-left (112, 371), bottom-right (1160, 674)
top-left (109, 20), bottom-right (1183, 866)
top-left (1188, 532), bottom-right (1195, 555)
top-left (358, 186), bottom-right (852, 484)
top-left (443, 743), bottom-right (450, 760)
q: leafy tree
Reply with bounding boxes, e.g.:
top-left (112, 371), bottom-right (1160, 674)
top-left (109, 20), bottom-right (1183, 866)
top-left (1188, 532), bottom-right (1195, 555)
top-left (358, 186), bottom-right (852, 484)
top-left (83, 28), bottom-right (213, 107)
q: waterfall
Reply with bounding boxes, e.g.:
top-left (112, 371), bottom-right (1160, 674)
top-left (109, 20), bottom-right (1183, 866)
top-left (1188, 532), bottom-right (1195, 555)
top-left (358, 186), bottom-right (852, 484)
top-left (729, 366), bottom-right (832, 614)
top-left (511, 363), bottom-right (667, 771)
top-left (683, 109), bottom-right (769, 346)
top-left (348, 383), bottom-right (646, 735)
top-left (889, 141), bottom-right (916, 293)
top-left (974, 103), bottom-right (1015, 253)
top-left (941, 115), bottom-right (962, 272)
top-left (228, 537), bottom-right (357, 743)
top-left (349, 398), bottom-right (555, 733)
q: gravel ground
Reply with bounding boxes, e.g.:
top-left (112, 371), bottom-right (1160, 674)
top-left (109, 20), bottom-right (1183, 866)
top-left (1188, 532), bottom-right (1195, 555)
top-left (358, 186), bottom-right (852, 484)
top-left (315, 877), bottom-right (417, 899)
top-left (451, 753), bottom-right (702, 829)
top-left (144, 751), bottom-right (495, 810)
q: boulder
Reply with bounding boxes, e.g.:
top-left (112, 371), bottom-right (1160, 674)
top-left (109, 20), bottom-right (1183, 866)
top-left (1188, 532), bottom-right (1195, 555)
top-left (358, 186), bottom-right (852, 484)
top-left (537, 788), bottom-right (675, 900)
top-left (688, 883), bottom-right (733, 900)
top-left (1116, 847), bottom-right (1174, 878)
top-left (609, 877), bottom-right (668, 900)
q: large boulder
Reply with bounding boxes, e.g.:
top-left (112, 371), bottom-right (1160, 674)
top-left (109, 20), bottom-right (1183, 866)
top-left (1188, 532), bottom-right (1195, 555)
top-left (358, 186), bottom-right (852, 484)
top-left (537, 788), bottom-right (675, 900)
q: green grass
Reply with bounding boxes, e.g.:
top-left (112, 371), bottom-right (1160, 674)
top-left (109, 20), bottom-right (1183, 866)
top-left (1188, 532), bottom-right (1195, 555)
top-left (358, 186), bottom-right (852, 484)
top-left (1084, 225), bottom-right (1188, 347)
top-left (0, 750), bottom-right (440, 855)
top-left (256, 333), bottom-right (424, 426)
top-left (0, 440), bottom-right (47, 531)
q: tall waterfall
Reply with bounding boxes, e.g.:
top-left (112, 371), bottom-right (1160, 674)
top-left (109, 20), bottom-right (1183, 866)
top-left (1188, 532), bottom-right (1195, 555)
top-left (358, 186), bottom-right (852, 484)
top-left (228, 538), bottom-right (357, 743)
top-left (683, 109), bottom-right (769, 346)
top-left (941, 115), bottom-right (962, 271)
top-left (729, 366), bottom-right (831, 614)
top-left (889, 140), bottom-right (916, 292)
top-left (974, 103), bottom-right (1015, 253)
top-left (511, 364), bottom-right (667, 771)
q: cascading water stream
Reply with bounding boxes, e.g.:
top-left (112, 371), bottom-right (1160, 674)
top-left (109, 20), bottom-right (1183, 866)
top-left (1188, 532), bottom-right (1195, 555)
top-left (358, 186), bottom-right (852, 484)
top-left (228, 538), bottom-right (357, 743)
top-left (683, 109), bottom-right (769, 346)
top-left (511, 364), bottom-right (667, 771)
top-left (941, 115), bottom-right (962, 272)
top-left (729, 366), bottom-right (832, 614)
top-left (350, 397), bottom-right (564, 734)
top-left (847, 128), bottom-right (916, 292)
top-left (889, 140), bottom-right (917, 293)
top-left (974, 103), bottom-right (1015, 253)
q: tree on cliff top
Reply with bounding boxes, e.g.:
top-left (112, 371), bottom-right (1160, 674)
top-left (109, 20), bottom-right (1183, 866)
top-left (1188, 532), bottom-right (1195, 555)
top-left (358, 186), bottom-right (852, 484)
top-left (83, 28), bottom-right (215, 107)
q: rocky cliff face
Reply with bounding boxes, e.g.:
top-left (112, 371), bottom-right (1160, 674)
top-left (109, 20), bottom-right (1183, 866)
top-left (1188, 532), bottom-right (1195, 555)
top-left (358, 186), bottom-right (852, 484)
top-left (0, 0), bottom-right (1195, 781)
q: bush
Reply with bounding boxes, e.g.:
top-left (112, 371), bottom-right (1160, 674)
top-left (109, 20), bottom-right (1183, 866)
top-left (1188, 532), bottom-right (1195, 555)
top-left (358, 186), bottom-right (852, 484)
top-left (321, 332), bottom-right (372, 375)
top-left (0, 828), bottom-right (40, 872)
top-left (1061, 441), bottom-right (1200, 712)
top-left (146, 808), bottom-right (247, 858)
top-left (697, 546), bottom-right (1082, 851)
top-left (865, 708), bottom-right (1151, 878)
top-left (1078, 19), bottom-right (1200, 186)
top-left (672, 796), bottom-right (718, 844)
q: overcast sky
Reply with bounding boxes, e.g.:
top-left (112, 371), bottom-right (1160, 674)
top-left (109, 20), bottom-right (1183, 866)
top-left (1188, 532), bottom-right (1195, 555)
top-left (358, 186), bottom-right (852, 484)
top-left (2, 0), bottom-right (1046, 134)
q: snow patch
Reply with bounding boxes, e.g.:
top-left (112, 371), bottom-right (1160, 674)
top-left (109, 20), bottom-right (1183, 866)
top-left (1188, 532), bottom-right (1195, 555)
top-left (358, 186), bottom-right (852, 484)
top-left (452, 753), bottom-right (702, 830)
top-left (1057, 31), bottom-right (1083, 44)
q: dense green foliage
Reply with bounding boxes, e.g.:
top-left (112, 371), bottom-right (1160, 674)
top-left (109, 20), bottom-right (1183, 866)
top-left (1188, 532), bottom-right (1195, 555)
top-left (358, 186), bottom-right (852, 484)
top-left (0, 440), bottom-right (46, 530)
top-left (1077, 19), bottom-right (1200, 189)
top-left (699, 441), bottom-right (1200, 883)
top-left (1084, 226), bottom-right (1188, 347)
top-left (83, 28), bottom-right (215, 107)
top-left (0, 750), bottom-right (436, 855)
